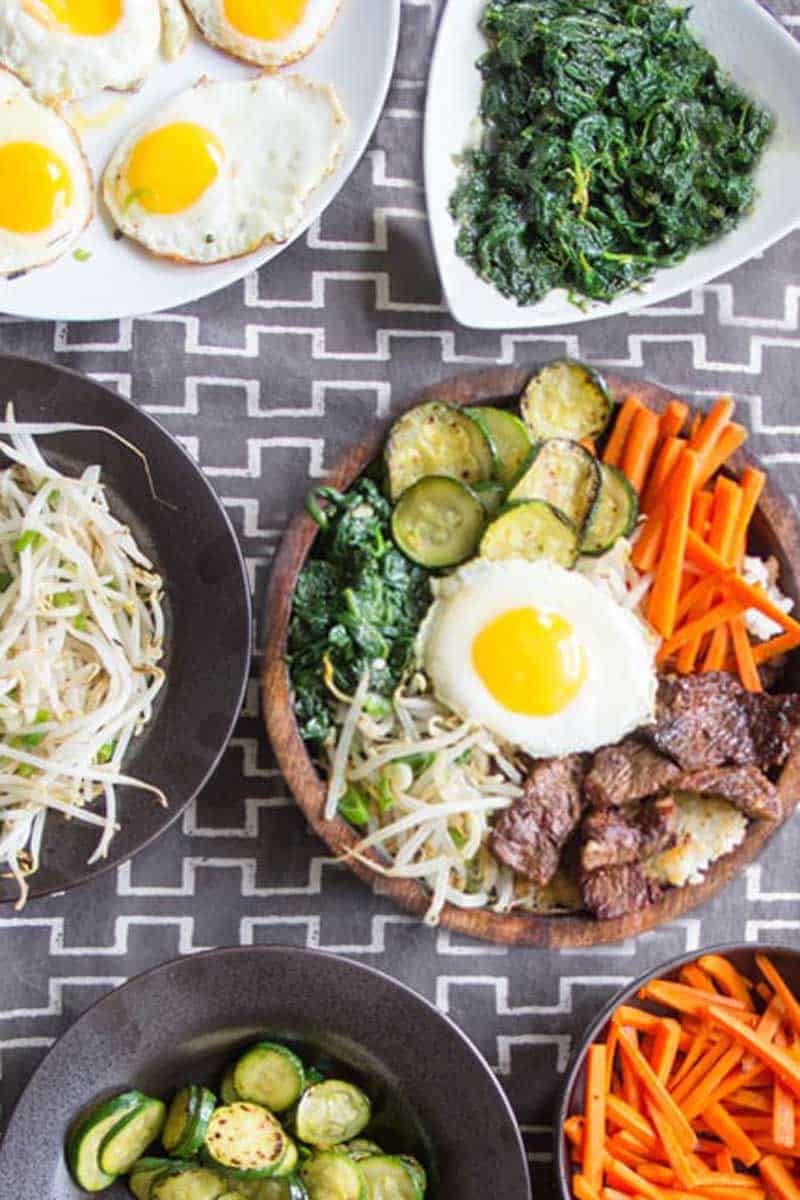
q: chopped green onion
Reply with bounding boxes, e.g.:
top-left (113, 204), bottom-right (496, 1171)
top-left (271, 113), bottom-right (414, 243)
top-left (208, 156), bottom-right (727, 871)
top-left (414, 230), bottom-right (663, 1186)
top-left (0, 571), bottom-right (12, 592)
top-left (52, 591), bottom-right (76, 608)
top-left (338, 786), bottom-right (370, 828)
top-left (13, 530), bottom-right (42, 555)
top-left (449, 827), bottom-right (467, 850)
top-left (72, 248), bottom-right (92, 262)
top-left (401, 752), bottom-right (434, 776)
top-left (96, 740), bottom-right (116, 764)
top-left (377, 771), bottom-right (395, 814)
top-left (73, 614), bottom-right (89, 632)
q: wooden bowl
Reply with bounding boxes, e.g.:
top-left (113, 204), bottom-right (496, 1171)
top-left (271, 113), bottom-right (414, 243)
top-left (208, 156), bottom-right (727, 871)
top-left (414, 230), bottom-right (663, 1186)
top-left (262, 366), bottom-right (800, 947)
top-left (553, 941), bottom-right (800, 1197)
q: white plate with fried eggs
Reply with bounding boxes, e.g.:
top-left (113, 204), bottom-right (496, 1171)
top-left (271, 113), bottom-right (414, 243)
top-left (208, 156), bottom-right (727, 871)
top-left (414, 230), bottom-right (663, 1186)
top-left (0, 0), bottom-right (400, 320)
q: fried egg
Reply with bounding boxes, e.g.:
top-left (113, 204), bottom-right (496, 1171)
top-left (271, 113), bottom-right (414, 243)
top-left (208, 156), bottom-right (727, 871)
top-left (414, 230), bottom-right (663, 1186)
top-left (103, 74), bottom-right (346, 263)
top-left (418, 558), bottom-right (657, 758)
top-left (0, 70), bottom-right (92, 275)
top-left (182, 0), bottom-right (342, 67)
top-left (0, 0), bottom-right (161, 102)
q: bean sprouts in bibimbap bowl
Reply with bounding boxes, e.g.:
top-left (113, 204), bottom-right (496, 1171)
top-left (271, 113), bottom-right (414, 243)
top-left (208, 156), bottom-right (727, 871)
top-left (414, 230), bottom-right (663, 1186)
top-left (286, 360), bottom-right (800, 927)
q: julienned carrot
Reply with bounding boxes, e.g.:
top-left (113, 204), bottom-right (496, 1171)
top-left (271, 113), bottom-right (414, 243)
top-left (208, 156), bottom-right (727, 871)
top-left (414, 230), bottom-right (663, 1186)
top-left (605, 1153), bottom-right (666, 1200)
top-left (623, 407), bottom-right (662, 494)
top-left (639, 981), bottom-right (748, 1018)
top-left (617, 1030), bottom-right (697, 1151)
top-left (566, 1115), bottom-right (585, 1148)
top-left (646, 1096), bottom-right (699, 1188)
top-left (773, 1074), bottom-right (795, 1150)
top-left (756, 958), bottom-right (800, 1042)
top-left (585, 1044), bottom-right (608, 1190)
top-left (723, 575), bottom-right (800, 642)
top-left (702, 1103), bottom-right (761, 1167)
top-left (696, 423), bottom-right (748, 491)
top-left (672, 1041), bottom-right (738, 1107)
top-left (607, 1096), bottom-right (658, 1148)
top-left (731, 614), bottom-right (763, 693)
top-left (643, 437), bottom-right (685, 513)
top-left (708, 1007), bottom-right (800, 1101)
top-left (671, 1030), bottom-right (710, 1091)
top-left (759, 1155), bottom-right (800, 1200)
top-left (573, 1174), bottom-right (603, 1200)
top-left (647, 449), bottom-right (698, 637)
top-left (604, 396), bottom-right (645, 467)
top-left (691, 397), bottom-right (736, 462)
top-left (652, 1021), bottom-right (683, 1084)
top-left (658, 599), bottom-right (747, 660)
top-left (660, 400), bottom-right (690, 442)
top-left (753, 630), bottom-right (800, 665)
top-left (616, 1007), bottom-right (670, 1033)
top-left (730, 468), bottom-right (767, 567)
top-left (677, 477), bottom-right (742, 674)
top-left (716, 1151), bottom-right (736, 1174)
top-left (682, 1045), bottom-right (745, 1122)
top-left (621, 1026), bottom-right (644, 1110)
top-left (698, 957), bottom-right (755, 1009)
top-left (729, 1089), bottom-right (773, 1113)
top-left (703, 623), bottom-right (731, 673)
top-left (681, 967), bottom-right (719, 995)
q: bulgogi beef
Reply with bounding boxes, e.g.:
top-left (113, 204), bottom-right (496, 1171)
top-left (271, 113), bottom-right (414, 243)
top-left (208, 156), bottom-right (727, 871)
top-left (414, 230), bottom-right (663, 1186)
top-left (584, 737), bottom-right (681, 807)
top-left (580, 862), bottom-right (663, 921)
top-left (490, 753), bottom-right (585, 886)
top-left (673, 764), bottom-right (780, 820)
top-left (581, 797), bottom-right (679, 872)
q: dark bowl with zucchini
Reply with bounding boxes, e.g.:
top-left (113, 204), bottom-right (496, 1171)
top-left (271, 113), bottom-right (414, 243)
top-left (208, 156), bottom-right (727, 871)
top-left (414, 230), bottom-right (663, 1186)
top-left (263, 362), bottom-right (800, 948)
top-left (0, 945), bottom-right (531, 1200)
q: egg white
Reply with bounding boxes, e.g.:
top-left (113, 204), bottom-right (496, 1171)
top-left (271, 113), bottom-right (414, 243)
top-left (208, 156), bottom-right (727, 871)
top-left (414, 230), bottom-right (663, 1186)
top-left (418, 558), bottom-right (658, 759)
top-left (0, 69), bottom-right (93, 275)
top-left (182, 0), bottom-right (342, 67)
top-left (102, 73), bottom-right (346, 264)
top-left (0, 0), bottom-right (161, 102)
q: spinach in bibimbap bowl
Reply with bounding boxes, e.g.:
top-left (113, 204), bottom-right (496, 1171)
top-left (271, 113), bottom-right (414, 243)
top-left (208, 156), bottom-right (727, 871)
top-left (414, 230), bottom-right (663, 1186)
top-left (281, 360), bottom-right (800, 931)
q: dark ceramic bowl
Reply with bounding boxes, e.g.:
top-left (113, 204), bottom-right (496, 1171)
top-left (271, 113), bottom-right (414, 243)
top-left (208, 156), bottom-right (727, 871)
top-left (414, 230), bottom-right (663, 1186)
top-left (554, 940), bottom-right (800, 1200)
top-left (0, 944), bottom-right (532, 1199)
top-left (0, 353), bottom-right (251, 902)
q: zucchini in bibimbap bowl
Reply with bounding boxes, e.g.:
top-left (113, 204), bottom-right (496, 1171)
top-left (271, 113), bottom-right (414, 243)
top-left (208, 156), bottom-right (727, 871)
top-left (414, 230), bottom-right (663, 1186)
top-left (283, 360), bottom-right (800, 929)
top-left (66, 1037), bottom-right (429, 1199)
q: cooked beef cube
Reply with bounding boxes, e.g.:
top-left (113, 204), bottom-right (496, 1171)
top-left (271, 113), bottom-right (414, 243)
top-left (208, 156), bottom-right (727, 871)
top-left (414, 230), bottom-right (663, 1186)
top-left (648, 673), bottom-right (756, 770)
top-left (581, 862), bottom-right (662, 920)
top-left (674, 764), bottom-right (781, 820)
top-left (491, 754), bottom-right (585, 886)
top-left (746, 691), bottom-right (800, 772)
top-left (581, 797), bottom-right (678, 872)
top-left (584, 737), bottom-right (680, 807)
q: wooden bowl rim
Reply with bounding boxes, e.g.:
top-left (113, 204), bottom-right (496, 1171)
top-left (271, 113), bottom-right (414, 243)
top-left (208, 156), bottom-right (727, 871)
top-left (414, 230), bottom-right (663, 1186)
top-left (262, 365), bottom-right (800, 947)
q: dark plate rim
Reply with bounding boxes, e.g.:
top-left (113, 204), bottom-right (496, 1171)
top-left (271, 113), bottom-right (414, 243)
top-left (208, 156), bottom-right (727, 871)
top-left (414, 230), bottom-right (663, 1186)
top-left (0, 942), bottom-right (533, 1200)
top-left (0, 351), bottom-right (253, 903)
top-left (553, 938), bottom-right (800, 1197)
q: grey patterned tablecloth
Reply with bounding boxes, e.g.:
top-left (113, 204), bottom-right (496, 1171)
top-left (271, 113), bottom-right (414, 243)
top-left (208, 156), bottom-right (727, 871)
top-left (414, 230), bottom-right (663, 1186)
top-left (3, 2), bottom-right (800, 1195)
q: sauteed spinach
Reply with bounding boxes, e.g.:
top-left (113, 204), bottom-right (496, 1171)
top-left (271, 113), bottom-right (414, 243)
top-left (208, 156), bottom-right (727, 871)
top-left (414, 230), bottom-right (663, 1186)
top-left (288, 479), bottom-right (432, 744)
top-left (450, 0), bottom-right (775, 306)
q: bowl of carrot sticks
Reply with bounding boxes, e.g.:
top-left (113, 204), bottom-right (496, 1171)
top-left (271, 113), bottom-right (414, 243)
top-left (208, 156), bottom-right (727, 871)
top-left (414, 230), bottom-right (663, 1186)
top-left (557, 944), bottom-right (800, 1200)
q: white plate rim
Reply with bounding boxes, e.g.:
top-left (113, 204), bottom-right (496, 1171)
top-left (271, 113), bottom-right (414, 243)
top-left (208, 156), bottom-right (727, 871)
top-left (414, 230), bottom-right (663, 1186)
top-left (0, 0), bottom-right (401, 322)
top-left (424, 0), bottom-right (800, 330)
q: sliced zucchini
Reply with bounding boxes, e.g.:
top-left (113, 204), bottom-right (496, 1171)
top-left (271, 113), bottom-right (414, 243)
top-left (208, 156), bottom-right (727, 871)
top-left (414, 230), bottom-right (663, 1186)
top-left (301, 1151), bottom-right (367, 1200)
top-left (344, 1141), bottom-right (383, 1163)
top-left (384, 402), bottom-right (493, 501)
top-left (205, 1103), bottom-right (287, 1179)
top-left (580, 463), bottom-right (639, 556)
top-left (473, 480), bottom-right (505, 520)
top-left (129, 1158), bottom-right (175, 1200)
top-left (220, 1067), bottom-right (240, 1106)
top-left (295, 1081), bottom-right (371, 1148)
top-left (391, 476), bottom-right (484, 569)
top-left (466, 406), bottom-right (533, 488)
top-left (233, 1043), bottom-right (306, 1114)
top-left (151, 1166), bottom-right (227, 1200)
top-left (67, 1090), bottom-right (147, 1192)
top-left (99, 1098), bottom-right (167, 1175)
top-left (239, 1180), bottom-right (308, 1200)
top-left (219, 1194), bottom-right (250, 1200)
top-left (163, 1085), bottom-right (217, 1159)
top-left (396, 1158), bottom-right (425, 1195)
top-left (508, 439), bottom-right (600, 531)
top-left (273, 1138), bottom-right (299, 1179)
top-left (520, 360), bottom-right (612, 441)
top-left (360, 1156), bottom-right (422, 1200)
top-left (480, 501), bottom-right (579, 568)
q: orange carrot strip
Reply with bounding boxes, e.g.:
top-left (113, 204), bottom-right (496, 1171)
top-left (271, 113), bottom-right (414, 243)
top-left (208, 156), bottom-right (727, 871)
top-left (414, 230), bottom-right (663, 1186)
top-left (703, 1103), bottom-right (761, 1167)
top-left (605, 1154), bottom-right (669, 1200)
top-left (617, 1031), bottom-right (697, 1152)
top-left (652, 1021), bottom-right (684, 1085)
top-left (580, 438), bottom-right (597, 455)
top-left (731, 613), bottom-right (763, 693)
top-left (622, 408), bottom-right (662, 494)
top-left (730, 468), bottom-right (766, 567)
top-left (574, 1174), bottom-right (604, 1200)
top-left (607, 1096), bottom-right (658, 1148)
top-left (695, 1188), bottom-right (766, 1200)
top-left (703, 623), bottom-right (731, 672)
top-left (607, 1024), bottom-right (621, 1092)
top-left (680, 544), bottom-right (800, 640)
top-left (708, 1067), bottom-right (777, 1111)
top-left (690, 398), bottom-right (736, 464)
top-left (730, 1089), bottom-right (774, 1113)
top-left (660, 400), bottom-right (690, 442)
top-left (698, 1175), bottom-right (768, 1190)
top-left (671, 1030), bottom-right (711, 1091)
top-left (646, 1096), bottom-right (699, 1189)
top-left (677, 574), bottom-right (724, 625)
top-left (716, 1151), bottom-right (736, 1174)
top-left (647, 449), bottom-right (699, 636)
top-left (644, 438), bottom-right (686, 514)
top-left (584, 1043), bottom-right (607, 1190)
top-left (756, 959), bottom-right (800, 1043)
top-left (752, 631), bottom-right (800, 666)
top-left (695, 423), bottom-right (748, 491)
top-left (658, 599), bottom-right (747, 660)
top-left (621, 1027), bottom-right (644, 1111)
top-left (565, 1114), bottom-right (585, 1148)
top-left (639, 981), bottom-right (748, 1018)
top-left (672, 1042), bottom-right (739, 1106)
top-left (774, 1075), bottom-right (795, 1150)
top-left (759, 1155), bottom-right (800, 1200)
top-left (708, 1007), bottom-right (800, 1102)
top-left (708, 480), bottom-right (745, 565)
top-left (681, 966), bottom-right (721, 995)
top-left (682, 1045), bottom-right (746, 1121)
top-left (698, 956), bottom-right (755, 1008)
top-left (605, 1189), bottom-right (635, 1200)
top-left (616, 1008), bottom-right (666, 1034)
top-left (605, 396), bottom-right (645, 467)
top-left (637, 1164), bottom-right (678, 1185)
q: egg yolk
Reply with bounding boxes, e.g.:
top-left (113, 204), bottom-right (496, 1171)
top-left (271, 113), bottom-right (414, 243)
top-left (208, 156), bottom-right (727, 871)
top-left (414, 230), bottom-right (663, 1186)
top-left (471, 607), bottom-right (587, 717)
top-left (126, 123), bottom-right (224, 215)
top-left (0, 141), bottom-right (73, 234)
top-left (35, 0), bottom-right (123, 36)
top-left (222, 0), bottom-right (307, 40)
